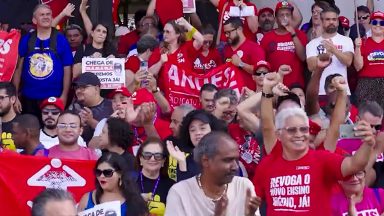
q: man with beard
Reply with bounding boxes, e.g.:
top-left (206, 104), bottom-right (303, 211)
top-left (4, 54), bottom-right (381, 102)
top-left (165, 132), bottom-right (261, 216)
top-left (256, 8), bottom-right (275, 43)
top-left (199, 84), bottom-right (218, 113)
top-left (223, 17), bottom-right (265, 90)
top-left (39, 97), bottom-right (86, 149)
top-left (306, 6), bottom-right (354, 96)
top-left (36, 111), bottom-right (98, 160)
top-left (212, 88), bottom-right (239, 125)
top-left (260, 1), bottom-right (307, 89)
top-left (0, 82), bottom-right (18, 151)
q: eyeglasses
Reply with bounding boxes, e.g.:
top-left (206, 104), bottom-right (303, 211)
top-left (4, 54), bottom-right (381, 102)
top-left (281, 126), bottom-right (309, 135)
top-left (254, 71), bottom-right (269, 76)
top-left (371, 20), bottom-right (384, 26)
top-left (224, 28), bottom-right (237, 36)
top-left (0, 95), bottom-right (10, 101)
top-left (203, 40), bottom-right (213, 45)
top-left (354, 171), bottom-right (365, 179)
top-left (95, 169), bottom-right (115, 177)
top-left (57, 123), bottom-right (79, 129)
top-left (42, 109), bottom-right (61, 115)
top-left (141, 152), bottom-right (165, 161)
top-left (371, 124), bottom-right (382, 131)
top-left (312, 10), bottom-right (323, 15)
top-left (358, 15), bottom-right (370, 20)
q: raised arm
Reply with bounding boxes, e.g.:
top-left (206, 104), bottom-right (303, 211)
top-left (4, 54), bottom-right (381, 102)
top-left (237, 92), bottom-right (262, 133)
top-left (147, 73), bottom-right (171, 115)
top-left (52, 3), bottom-right (75, 27)
top-left (367, 0), bottom-right (374, 13)
top-left (79, 0), bottom-right (93, 37)
top-left (353, 38), bottom-right (364, 71)
top-left (176, 17), bottom-right (204, 50)
top-left (289, 0), bottom-right (303, 29)
top-left (147, 0), bottom-right (156, 15)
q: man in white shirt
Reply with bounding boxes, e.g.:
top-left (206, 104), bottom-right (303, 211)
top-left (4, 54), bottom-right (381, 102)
top-left (306, 6), bottom-right (354, 95)
top-left (39, 97), bottom-right (86, 148)
top-left (165, 131), bottom-right (261, 216)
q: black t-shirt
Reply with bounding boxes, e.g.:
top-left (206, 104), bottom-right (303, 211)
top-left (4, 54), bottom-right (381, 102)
top-left (74, 44), bottom-right (116, 64)
top-left (121, 151), bottom-right (136, 172)
top-left (1, 116), bottom-right (17, 150)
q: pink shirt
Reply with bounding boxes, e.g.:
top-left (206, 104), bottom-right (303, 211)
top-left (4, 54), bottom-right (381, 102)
top-left (331, 187), bottom-right (384, 216)
top-left (36, 145), bottom-right (98, 160)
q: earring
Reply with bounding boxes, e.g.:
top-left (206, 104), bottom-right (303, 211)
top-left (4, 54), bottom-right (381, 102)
top-left (119, 178), bottom-right (122, 186)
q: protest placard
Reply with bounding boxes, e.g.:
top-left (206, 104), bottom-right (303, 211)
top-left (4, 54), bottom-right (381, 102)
top-left (182, 0), bottom-right (196, 13)
top-left (78, 201), bottom-right (121, 216)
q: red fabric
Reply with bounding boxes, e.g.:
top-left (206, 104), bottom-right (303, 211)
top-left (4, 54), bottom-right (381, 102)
top-left (112, 0), bottom-right (120, 24)
top-left (228, 123), bottom-right (261, 179)
top-left (261, 30), bottom-right (308, 88)
top-left (223, 39), bottom-right (265, 90)
top-left (358, 37), bottom-right (384, 78)
top-left (131, 118), bottom-right (172, 149)
top-left (155, 0), bottom-right (183, 25)
top-left (158, 61), bottom-right (246, 108)
top-left (0, 30), bottom-right (21, 81)
top-left (253, 145), bottom-right (344, 216)
top-left (125, 55), bottom-right (141, 73)
top-left (43, 0), bottom-right (69, 27)
top-left (192, 48), bottom-right (223, 74)
top-left (117, 30), bottom-right (140, 55)
top-left (316, 143), bottom-right (349, 156)
top-left (217, 0), bottom-right (257, 42)
top-left (0, 152), bottom-right (95, 215)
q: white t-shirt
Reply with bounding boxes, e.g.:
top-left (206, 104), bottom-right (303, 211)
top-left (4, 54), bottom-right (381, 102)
top-left (306, 33), bottom-right (354, 95)
top-left (165, 176), bottom-right (260, 216)
top-left (39, 129), bottom-right (87, 149)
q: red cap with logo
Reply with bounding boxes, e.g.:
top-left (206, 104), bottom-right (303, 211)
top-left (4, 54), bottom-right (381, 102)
top-left (108, 87), bottom-right (132, 99)
top-left (371, 11), bottom-right (384, 20)
top-left (275, 1), bottom-right (294, 15)
top-left (40, 97), bottom-right (65, 111)
top-left (255, 60), bottom-right (272, 71)
top-left (131, 88), bottom-right (156, 106)
top-left (259, 7), bottom-right (274, 16)
top-left (309, 120), bottom-right (321, 136)
top-left (339, 16), bottom-right (350, 29)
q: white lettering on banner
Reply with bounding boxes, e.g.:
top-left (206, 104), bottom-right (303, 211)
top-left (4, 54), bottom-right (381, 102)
top-left (342, 209), bottom-right (379, 216)
top-left (0, 39), bottom-right (12, 54)
top-left (269, 174), bottom-right (311, 212)
top-left (276, 41), bottom-right (295, 52)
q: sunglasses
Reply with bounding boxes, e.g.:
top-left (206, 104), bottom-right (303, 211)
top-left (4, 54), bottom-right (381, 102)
top-left (95, 169), bottom-right (115, 177)
top-left (42, 109), bottom-right (61, 115)
top-left (358, 15), bottom-right (370, 20)
top-left (371, 20), bottom-right (384, 26)
top-left (141, 152), bottom-right (165, 161)
top-left (254, 71), bottom-right (269, 76)
top-left (371, 124), bottom-right (382, 131)
top-left (281, 126), bottom-right (309, 135)
top-left (203, 40), bottom-right (213, 45)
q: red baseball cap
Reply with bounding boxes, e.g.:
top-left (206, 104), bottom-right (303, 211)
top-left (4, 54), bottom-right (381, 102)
top-left (259, 7), bottom-right (274, 16)
top-left (309, 120), bottom-right (321, 136)
top-left (275, 1), bottom-right (294, 15)
top-left (131, 88), bottom-right (156, 106)
top-left (40, 97), bottom-right (64, 111)
top-left (108, 87), bottom-right (132, 99)
top-left (339, 16), bottom-right (350, 29)
top-left (255, 60), bottom-right (271, 71)
top-left (371, 11), bottom-right (384, 20)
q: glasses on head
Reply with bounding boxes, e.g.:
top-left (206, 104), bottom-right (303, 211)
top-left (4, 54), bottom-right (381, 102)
top-left (141, 152), bottom-right (165, 161)
top-left (95, 169), bottom-right (115, 177)
top-left (281, 126), bottom-right (309, 135)
top-left (371, 20), bottom-right (384, 26)
top-left (42, 109), bottom-right (61, 116)
top-left (0, 95), bottom-right (10, 101)
top-left (358, 15), bottom-right (370, 20)
top-left (57, 123), bottom-right (79, 129)
top-left (254, 71), bottom-right (269, 76)
top-left (224, 28), bottom-right (237, 36)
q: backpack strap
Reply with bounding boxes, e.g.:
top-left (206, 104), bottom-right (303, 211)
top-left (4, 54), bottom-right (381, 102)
top-left (27, 28), bottom-right (58, 57)
top-left (27, 31), bottom-right (38, 54)
top-left (43, 148), bottom-right (49, 157)
top-left (374, 188), bottom-right (381, 203)
top-left (48, 28), bottom-right (58, 56)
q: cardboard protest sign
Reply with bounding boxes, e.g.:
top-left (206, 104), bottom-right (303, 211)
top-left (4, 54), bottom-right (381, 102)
top-left (78, 201), bottom-right (121, 216)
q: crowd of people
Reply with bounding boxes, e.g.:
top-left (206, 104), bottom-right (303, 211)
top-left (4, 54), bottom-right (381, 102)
top-left (1, 0), bottom-right (384, 215)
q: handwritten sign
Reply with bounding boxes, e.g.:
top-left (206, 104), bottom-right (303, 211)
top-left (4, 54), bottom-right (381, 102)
top-left (78, 201), bottom-right (121, 216)
top-left (82, 58), bottom-right (125, 89)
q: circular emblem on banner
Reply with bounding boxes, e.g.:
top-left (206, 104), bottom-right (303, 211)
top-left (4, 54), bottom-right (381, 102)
top-left (29, 53), bottom-right (54, 79)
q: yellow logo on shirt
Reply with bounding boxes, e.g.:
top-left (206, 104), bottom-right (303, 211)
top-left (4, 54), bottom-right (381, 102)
top-left (29, 53), bottom-right (53, 79)
top-left (148, 194), bottom-right (166, 216)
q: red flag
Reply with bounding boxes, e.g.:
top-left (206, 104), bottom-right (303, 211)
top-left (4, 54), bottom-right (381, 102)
top-left (0, 153), bottom-right (96, 216)
top-left (159, 62), bottom-right (246, 108)
top-left (0, 30), bottom-right (20, 82)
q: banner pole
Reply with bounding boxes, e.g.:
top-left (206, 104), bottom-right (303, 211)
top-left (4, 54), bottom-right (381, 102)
top-left (354, 0), bottom-right (361, 38)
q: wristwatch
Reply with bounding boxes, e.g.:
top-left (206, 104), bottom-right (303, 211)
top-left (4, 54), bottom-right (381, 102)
top-left (291, 32), bottom-right (297, 38)
top-left (152, 87), bottom-right (160, 94)
top-left (238, 61), bottom-right (245, 68)
top-left (262, 92), bottom-right (274, 98)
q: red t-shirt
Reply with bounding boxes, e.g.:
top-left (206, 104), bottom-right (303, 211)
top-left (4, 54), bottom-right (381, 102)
top-left (261, 30), bottom-right (308, 88)
top-left (228, 123), bottom-right (261, 180)
top-left (253, 142), bottom-right (344, 216)
top-left (218, 0), bottom-right (257, 42)
top-left (359, 37), bottom-right (384, 78)
top-left (125, 55), bottom-right (141, 73)
top-left (117, 30), bottom-right (140, 55)
top-left (192, 48), bottom-right (223, 74)
top-left (223, 39), bottom-right (265, 90)
top-left (155, 0), bottom-right (183, 25)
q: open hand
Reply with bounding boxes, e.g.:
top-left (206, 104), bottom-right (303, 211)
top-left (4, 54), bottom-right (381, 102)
top-left (61, 3), bottom-right (75, 17)
top-left (245, 189), bottom-right (261, 216)
top-left (166, 141), bottom-right (186, 162)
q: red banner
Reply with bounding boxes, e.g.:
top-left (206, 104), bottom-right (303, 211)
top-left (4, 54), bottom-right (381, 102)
top-left (159, 62), bottom-right (246, 108)
top-left (0, 30), bottom-right (20, 82)
top-left (0, 152), bottom-right (96, 216)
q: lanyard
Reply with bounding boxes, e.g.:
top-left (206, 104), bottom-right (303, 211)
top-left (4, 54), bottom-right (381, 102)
top-left (140, 171), bottom-right (160, 201)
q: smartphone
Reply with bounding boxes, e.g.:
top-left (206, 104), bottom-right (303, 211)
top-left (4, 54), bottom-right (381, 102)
top-left (339, 124), bottom-right (362, 139)
top-left (140, 61), bottom-right (149, 87)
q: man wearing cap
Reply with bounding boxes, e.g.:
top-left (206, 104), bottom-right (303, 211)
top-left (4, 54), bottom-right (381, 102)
top-left (39, 96), bottom-right (86, 149)
top-left (253, 60), bottom-right (271, 93)
top-left (260, 1), bottom-right (307, 90)
top-left (306, 6), bottom-right (354, 96)
top-left (223, 17), bottom-right (265, 91)
top-left (69, 72), bottom-right (113, 143)
top-left (339, 16), bottom-right (350, 36)
top-left (256, 8), bottom-right (275, 43)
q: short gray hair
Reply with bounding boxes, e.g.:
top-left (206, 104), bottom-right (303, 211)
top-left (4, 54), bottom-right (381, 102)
top-left (33, 4), bottom-right (52, 17)
top-left (193, 131), bottom-right (233, 167)
top-left (175, 103), bottom-right (195, 117)
top-left (275, 107), bottom-right (309, 129)
top-left (32, 189), bottom-right (75, 216)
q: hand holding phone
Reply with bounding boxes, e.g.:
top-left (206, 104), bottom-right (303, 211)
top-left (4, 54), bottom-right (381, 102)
top-left (339, 124), bottom-right (362, 139)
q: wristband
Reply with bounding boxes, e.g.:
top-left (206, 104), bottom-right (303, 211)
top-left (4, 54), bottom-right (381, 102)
top-left (262, 92), bottom-right (274, 98)
top-left (186, 27), bottom-right (197, 41)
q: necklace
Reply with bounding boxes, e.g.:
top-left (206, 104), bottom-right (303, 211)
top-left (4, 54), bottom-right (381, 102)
top-left (140, 171), bottom-right (160, 201)
top-left (196, 174), bottom-right (228, 202)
